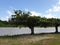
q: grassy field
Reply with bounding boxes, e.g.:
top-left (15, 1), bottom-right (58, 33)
top-left (0, 34), bottom-right (60, 45)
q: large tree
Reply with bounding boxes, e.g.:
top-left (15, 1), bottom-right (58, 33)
top-left (47, 18), bottom-right (60, 33)
top-left (26, 16), bottom-right (40, 34)
top-left (9, 10), bottom-right (40, 35)
top-left (55, 22), bottom-right (60, 33)
top-left (9, 10), bottom-right (60, 34)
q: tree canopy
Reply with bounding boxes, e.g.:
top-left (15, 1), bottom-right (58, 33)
top-left (0, 10), bottom-right (60, 34)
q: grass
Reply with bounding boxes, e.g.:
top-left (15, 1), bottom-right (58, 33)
top-left (0, 34), bottom-right (60, 45)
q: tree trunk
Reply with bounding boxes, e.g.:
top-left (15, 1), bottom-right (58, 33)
top-left (55, 26), bottom-right (58, 33)
top-left (30, 27), bottom-right (34, 35)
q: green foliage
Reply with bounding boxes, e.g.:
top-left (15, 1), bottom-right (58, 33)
top-left (9, 10), bottom-right (41, 27)
top-left (9, 10), bottom-right (41, 34)
top-left (7, 10), bottom-right (60, 34)
top-left (27, 16), bottom-right (40, 28)
top-left (1, 10), bottom-right (60, 28)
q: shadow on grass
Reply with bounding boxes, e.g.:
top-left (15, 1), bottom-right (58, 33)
top-left (0, 32), bottom-right (60, 38)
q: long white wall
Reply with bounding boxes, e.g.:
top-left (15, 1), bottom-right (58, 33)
top-left (0, 27), bottom-right (56, 36)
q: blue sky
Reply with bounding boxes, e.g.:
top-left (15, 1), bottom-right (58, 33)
top-left (0, 0), bottom-right (60, 21)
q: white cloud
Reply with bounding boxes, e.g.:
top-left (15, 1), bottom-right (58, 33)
top-left (44, 13), bottom-right (56, 18)
top-left (1, 6), bottom-right (16, 21)
top-left (46, 0), bottom-right (60, 13)
top-left (5, 10), bottom-right (13, 21)
top-left (25, 8), bottom-right (29, 12)
top-left (53, 6), bottom-right (60, 12)
top-left (7, 6), bottom-right (17, 16)
top-left (46, 9), bottom-right (52, 13)
top-left (30, 11), bottom-right (42, 16)
top-left (24, 9), bottom-right (42, 16)
top-left (5, 6), bottom-right (16, 21)
top-left (0, 16), bottom-right (9, 21)
top-left (48, 9), bottom-right (52, 12)
top-left (45, 0), bottom-right (60, 18)
top-left (57, 0), bottom-right (60, 4)
top-left (0, 10), bottom-right (13, 21)
top-left (7, 10), bottom-right (13, 16)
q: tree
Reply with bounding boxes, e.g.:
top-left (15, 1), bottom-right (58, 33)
top-left (55, 25), bottom-right (58, 33)
top-left (26, 16), bottom-right (40, 34)
top-left (40, 21), bottom-right (52, 27)
top-left (9, 10), bottom-right (23, 26)
top-left (55, 22), bottom-right (60, 33)
top-left (9, 10), bottom-right (40, 35)
top-left (9, 10), bottom-right (60, 34)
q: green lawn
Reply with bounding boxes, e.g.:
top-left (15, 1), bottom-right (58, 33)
top-left (0, 34), bottom-right (60, 45)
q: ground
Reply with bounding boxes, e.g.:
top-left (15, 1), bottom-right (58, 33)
top-left (0, 34), bottom-right (60, 45)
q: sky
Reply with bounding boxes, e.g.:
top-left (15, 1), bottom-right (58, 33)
top-left (0, 0), bottom-right (60, 21)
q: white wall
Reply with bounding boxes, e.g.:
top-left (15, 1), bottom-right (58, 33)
top-left (0, 27), bottom-right (56, 36)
